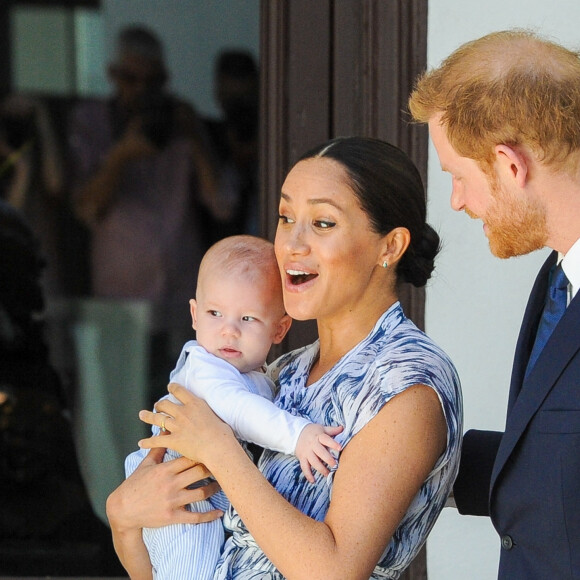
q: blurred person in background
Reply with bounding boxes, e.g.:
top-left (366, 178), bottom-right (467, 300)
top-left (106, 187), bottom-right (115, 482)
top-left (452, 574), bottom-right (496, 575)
top-left (202, 49), bottom-right (260, 244)
top-left (0, 93), bottom-right (64, 296)
top-left (68, 25), bottom-right (232, 399)
top-left (0, 199), bottom-right (124, 577)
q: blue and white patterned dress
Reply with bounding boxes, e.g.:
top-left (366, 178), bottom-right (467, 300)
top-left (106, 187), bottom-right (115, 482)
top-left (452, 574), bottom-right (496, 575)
top-left (214, 302), bottom-right (463, 579)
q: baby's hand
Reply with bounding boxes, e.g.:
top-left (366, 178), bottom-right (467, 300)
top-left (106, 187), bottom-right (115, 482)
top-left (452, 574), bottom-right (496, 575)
top-left (295, 423), bottom-right (343, 483)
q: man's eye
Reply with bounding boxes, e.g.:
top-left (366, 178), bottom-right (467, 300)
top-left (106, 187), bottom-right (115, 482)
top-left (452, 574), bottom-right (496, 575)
top-left (314, 220), bottom-right (335, 229)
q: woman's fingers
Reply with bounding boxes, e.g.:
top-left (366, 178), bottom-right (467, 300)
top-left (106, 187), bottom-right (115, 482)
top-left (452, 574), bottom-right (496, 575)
top-left (154, 395), bottom-right (181, 415)
top-left (140, 384), bottom-right (234, 466)
top-left (167, 382), bottom-right (192, 402)
top-left (170, 457), bottom-right (214, 487)
top-left (139, 445), bottom-right (167, 465)
top-left (139, 409), bottom-right (174, 436)
top-left (139, 409), bottom-right (160, 425)
top-left (174, 506), bottom-right (224, 525)
top-left (180, 478), bottom-right (222, 505)
top-left (160, 455), bottom-right (221, 504)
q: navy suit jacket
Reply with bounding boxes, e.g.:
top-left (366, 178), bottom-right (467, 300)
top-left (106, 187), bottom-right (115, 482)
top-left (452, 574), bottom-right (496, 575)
top-left (453, 251), bottom-right (580, 579)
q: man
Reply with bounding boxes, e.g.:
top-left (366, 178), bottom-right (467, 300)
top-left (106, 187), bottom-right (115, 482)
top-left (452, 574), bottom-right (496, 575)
top-left (409, 29), bottom-right (580, 579)
top-left (201, 49), bottom-right (260, 244)
top-left (68, 26), bottom-right (223, 397)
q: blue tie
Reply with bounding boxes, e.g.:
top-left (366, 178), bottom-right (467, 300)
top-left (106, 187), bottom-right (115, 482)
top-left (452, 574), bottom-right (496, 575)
top-left (526, 263), bottom-right (569, 377)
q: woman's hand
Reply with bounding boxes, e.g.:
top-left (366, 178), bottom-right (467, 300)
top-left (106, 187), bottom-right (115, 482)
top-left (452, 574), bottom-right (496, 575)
top-left (138, 383), bottom-right (236, 467)
top-left (106, 445), bottom-right (223, 533)
top-left (106, 444), bottom-right (223, 579)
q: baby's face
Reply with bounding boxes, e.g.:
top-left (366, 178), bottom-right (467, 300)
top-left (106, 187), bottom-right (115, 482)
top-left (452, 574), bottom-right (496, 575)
top-left (191, 273), bottom-right (290, 374)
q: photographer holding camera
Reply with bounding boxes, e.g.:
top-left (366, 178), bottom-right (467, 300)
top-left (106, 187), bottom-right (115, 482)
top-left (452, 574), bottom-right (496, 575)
top-left (68, 25), bottom-right (226, 397)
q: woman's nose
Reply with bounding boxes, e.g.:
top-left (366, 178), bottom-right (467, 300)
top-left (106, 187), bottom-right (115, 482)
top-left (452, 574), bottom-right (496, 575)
top-left (280, 222), bottom-right (309, 255)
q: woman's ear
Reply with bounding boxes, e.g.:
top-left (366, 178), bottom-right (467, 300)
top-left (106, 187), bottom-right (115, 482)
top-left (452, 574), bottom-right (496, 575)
top-left (495, 144), bottom-right (528, 188)
top-left (189, 298), bottom-right (198, 331)
top-left (380, 227), bottom-right (411, 269)
top-left (272, 314), bottom-right (292, 344)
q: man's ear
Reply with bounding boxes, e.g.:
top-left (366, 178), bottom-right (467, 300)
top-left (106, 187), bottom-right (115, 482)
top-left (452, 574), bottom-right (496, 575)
top-left (495, 144), bottom-right (529, 188)
top-left (272, 314), bottom-right (292, 344)
top-left (189, 299), bottom-right (198, 330)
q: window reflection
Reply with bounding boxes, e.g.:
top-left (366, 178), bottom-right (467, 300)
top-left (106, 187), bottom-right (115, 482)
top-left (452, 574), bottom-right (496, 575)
top-left (2, 1), bottom-right (259, 576)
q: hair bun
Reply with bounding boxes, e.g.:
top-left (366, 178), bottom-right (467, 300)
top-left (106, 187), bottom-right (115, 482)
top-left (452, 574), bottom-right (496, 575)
top-left (399, 223), bottom-right (441, 287)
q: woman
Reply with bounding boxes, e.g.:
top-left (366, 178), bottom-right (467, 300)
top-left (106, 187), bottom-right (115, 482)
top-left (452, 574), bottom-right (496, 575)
top-left (107, 137), bottom-right (463, 579)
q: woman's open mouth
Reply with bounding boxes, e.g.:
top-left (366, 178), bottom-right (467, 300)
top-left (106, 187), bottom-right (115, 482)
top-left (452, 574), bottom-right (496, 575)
top-left (286, 269), bottom-right (318, 285)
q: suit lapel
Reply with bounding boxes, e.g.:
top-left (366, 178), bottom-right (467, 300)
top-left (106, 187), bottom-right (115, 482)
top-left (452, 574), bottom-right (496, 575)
top-left (505, 254), bottom-right (555, 414)
top-left (491, 253), bottom-right (580, 492)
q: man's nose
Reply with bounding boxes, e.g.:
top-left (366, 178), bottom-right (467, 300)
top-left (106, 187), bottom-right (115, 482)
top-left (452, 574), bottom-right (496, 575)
top-left (450, 178), bottom-right (465, 212)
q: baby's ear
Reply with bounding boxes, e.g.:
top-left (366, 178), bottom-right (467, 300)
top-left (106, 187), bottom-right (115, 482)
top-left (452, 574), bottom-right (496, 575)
top-left (189, 298), bottom-right (198, 330)
top-left (272, 314), bottom-right (292, 344)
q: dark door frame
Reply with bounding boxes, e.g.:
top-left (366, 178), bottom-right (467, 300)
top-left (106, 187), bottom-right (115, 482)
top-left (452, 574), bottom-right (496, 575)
top-left (258, 3), bottom-right (429, 578)
top-left (259, 0), bottom-right (429, 347)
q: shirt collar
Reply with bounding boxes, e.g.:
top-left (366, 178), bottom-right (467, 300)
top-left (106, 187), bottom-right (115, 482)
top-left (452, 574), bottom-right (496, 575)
top-left (560, 237), bottom-right (580, 300)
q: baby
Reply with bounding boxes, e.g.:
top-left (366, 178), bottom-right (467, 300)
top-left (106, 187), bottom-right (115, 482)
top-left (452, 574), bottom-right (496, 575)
top-left (125, 235), bottom-right (342, 580)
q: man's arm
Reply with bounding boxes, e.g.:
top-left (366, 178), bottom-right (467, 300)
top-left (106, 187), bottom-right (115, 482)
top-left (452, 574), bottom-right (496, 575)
top-left (73, 124), bottom-right (156, 226)
top-left (453, 429), bottom-right (503, 516)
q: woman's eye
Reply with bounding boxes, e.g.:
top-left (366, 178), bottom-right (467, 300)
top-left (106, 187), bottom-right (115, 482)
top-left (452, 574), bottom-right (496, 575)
top-left (278, 214), bottom-right (295, 224)
top-left (314, 219), bottom-right (335, 229)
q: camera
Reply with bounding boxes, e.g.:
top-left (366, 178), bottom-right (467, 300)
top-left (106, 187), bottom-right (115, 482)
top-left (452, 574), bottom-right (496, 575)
top-left (135, 91), bottom-right (175, 149)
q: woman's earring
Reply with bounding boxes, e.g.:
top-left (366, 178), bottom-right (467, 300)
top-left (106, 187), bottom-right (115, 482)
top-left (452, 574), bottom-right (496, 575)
top-left (382, 261), bottom-right (388, 269)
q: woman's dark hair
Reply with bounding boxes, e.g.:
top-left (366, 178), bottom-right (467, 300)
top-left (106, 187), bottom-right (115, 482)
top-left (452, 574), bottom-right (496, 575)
top-left (298, 137), bottom-right (440, 287)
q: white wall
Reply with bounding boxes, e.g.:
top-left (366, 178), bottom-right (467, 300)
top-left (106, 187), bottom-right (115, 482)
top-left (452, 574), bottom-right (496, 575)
top-left (424, 3), bottom-right (580, 579)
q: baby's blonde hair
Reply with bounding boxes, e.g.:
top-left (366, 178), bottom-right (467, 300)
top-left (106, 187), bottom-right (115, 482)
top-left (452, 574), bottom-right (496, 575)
top-left (197, 235), bottom-right (283, 310)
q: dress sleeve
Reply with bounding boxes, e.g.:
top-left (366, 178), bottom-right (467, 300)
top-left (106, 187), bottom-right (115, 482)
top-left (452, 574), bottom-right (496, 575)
top-left (180, 346), bottom-right (311, 455)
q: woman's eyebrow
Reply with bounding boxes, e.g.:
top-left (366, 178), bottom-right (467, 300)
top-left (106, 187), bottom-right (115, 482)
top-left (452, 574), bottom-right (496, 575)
top-left (279, 192), bottom-right (344, 211)
top-left (308, 197), bottom-right (343, 211)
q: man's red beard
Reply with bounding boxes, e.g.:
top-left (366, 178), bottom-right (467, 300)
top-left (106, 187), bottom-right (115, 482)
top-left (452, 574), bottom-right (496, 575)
top-left (465, 190), bottom-right (548, 259)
